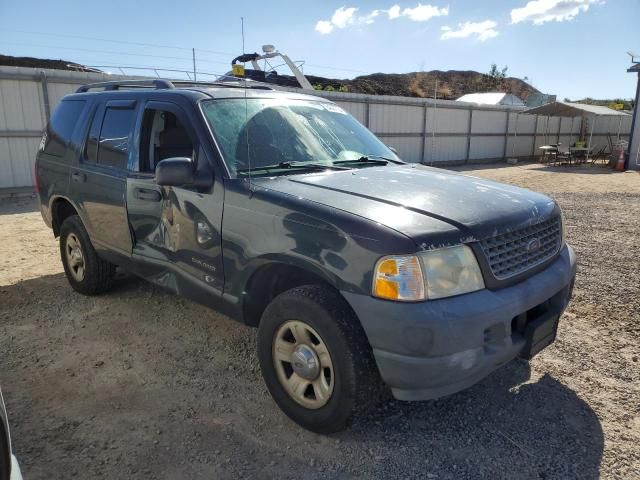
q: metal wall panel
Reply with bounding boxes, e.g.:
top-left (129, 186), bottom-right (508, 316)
top-left (472, 110), bottom-right (507, 134)
top-left (427, 108), bottom-right (468, 134)
top-left (0, 79), bottom-right (45, 130)
top-left (383, 137), bottom-right (423, 163)
top-left (370, 103), bottom-right (423, 133)
top-left (47, 82), bottom-right (80, 109)
top-left (559, 117), bottom-right (575, 134)
top-left (423, 136), bottom-right (467, 163)
top-left (0, 137), bottom-right (39, 188)
top-left (469, 137), bottom-right (505, 159)
top-left (508, 113), bottom-right (536, 134)
top-left (536, 116), bottom-right (551, 134)
top-left (506, 136), bottom-right (534, 157)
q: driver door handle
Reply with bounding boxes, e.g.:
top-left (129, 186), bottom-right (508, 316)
top-left (134, 188), bottom-right (161, 202)
top-left (71, 172), bottom-right (86, 183)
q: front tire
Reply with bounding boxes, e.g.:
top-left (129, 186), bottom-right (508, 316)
top-left (257, 285), bottom-right (381, 433)
top-left (59, 215), bottom-right (115, 295)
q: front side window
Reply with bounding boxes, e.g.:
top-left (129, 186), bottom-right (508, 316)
top-left (201, 98), bottom-right (397, 177)
top-left (43, 100), bottom-right (86, 157)
top-left (98, 107), bottom-right (136, 169)
top-left (138, 109), bottom-right (195, 173)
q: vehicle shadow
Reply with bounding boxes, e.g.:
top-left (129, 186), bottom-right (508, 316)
top-left (451, 162), bottom-right (618, 176)
top-left (343, 360), bottom-right (604, 479)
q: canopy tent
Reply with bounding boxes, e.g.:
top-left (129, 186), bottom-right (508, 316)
top-left (524, 101), bottom-right (629, 118)
top-left (524, 101), bottom-right (630, 158)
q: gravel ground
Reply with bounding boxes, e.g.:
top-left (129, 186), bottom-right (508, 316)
top-left (0, 163), bottom-right (638, 479)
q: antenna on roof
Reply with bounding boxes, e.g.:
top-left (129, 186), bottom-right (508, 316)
top-left (241, 17), bottom-right (245, 55)
top-left (627, 51), bottom-right (640, 63)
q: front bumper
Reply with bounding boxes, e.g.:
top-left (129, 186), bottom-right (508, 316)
top-left (342, 244), bottom-right (576, 401)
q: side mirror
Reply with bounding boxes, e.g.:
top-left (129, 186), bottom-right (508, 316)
top-left (155, 157), bottom-right (195, 186)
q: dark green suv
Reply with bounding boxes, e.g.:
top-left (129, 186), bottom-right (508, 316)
top-left (36, 79), bottom-right (576, 433)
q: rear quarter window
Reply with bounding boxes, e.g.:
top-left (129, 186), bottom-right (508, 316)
top-left (43, 100), bottom-right (86, 157)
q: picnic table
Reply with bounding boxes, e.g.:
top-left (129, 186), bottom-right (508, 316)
top-left (539, 145), bottom-right (560, 163)
top-left (569, 147), bottom-right (590, 164)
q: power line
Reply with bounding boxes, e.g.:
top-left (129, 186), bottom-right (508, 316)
top-left (0, 30), bottom-right (374, 76)
top-left (0, 29), bottom-right (232, 57)
top-left (2, 41), bottom-right (230, 66)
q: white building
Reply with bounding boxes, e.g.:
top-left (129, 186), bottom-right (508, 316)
top-left (456, 92), bottom-right (525, 107)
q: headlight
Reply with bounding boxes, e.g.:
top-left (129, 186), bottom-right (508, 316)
top-left (420, 245), bottom-right (484, 299)
top-left (372, 245), bottom-right (484, 302)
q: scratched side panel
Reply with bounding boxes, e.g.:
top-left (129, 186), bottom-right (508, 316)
top-left (220, 178), bottom-right (417, 301)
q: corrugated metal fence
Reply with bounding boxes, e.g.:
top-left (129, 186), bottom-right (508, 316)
top-left (307, 89), bottom-right (631, 164)
top-left (0, 66), bottom-right (632, 189)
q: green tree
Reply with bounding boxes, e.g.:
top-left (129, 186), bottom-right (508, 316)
top-left (486, 64), bottom-right (508, 91)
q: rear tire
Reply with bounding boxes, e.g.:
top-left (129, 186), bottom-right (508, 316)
top-left (257, 285), bottom-right (382, 433)
top-left (59, 215), bottom-right (115, 295)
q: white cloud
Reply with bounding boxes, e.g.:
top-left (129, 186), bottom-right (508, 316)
top-left (440, 20), bottom-right (499, 41)
top-left (387, 5), bottom-right (402, 19)
top-left (331, 6), bottom-right (358, 28)
top-left (402, 3), bottom-right (449, 21)
top-left (314, 20), bottom-right (334, 34)
top-left (315, 3), bottom-right (449, 34)
top-left (362, 9), bottom-right (381, 24)
top-left (511, 0), bottom-right (599, 25)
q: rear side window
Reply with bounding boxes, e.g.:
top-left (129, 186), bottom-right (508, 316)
top-left (97, 107), bottom-right (136, 169)
top-left (43, 100), bottom-right (86, 157)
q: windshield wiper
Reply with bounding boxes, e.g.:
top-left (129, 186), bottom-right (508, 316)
top-left (237, 161), bottom-right (349, 174)
top-left (333, 155), bottom-right (406, 166)
top-left (363, 154), bottom-right (406, 165)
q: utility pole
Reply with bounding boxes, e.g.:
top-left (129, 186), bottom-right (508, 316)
top-left (192, 48), bottom-right (197, 81)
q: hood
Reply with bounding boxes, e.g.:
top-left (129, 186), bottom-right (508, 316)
top-left (251, 164), bottom-right (557, 249)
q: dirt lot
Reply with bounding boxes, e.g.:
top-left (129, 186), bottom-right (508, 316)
top-left (1, 163), bottom-right (639, 479)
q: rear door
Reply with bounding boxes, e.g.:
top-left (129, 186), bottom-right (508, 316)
top-left (127, 100), bottom-right (225, 291)
top-left (71, 99), bottom-right (137, 255)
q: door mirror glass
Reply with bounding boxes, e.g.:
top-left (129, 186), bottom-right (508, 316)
top-left (155, 157), bottom-right (194, 186)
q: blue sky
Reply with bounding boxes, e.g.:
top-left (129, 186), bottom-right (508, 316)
top-left (0, 0), bottom-right (638, 100)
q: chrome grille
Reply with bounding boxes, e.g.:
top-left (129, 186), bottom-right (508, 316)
top-left (479, 216), bottom-right (562, 280)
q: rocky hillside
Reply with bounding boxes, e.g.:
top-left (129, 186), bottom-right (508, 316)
top-left (0, 54), bottom-right (97, 72)
top-left (306, 70), bottom-right (539, 101)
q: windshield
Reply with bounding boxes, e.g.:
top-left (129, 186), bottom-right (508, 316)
top-left (201, 98), bottom-right (399, 176)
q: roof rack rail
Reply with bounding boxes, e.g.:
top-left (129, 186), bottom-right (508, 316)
top-left (76, 79), bottom-right (174, 93)
top-left (76, 78), bottom-right (275, 93)
top-left (170, 80), bottom-right (274, 90)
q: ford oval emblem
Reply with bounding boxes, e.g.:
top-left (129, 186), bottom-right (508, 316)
top-left (526, 238), bottom-right (541, 252)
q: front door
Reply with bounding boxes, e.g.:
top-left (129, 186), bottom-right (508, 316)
top-left (126, 101), bottom-right (225, 291)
